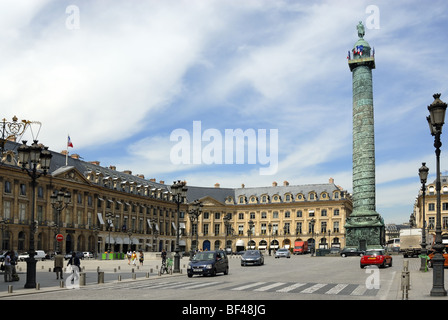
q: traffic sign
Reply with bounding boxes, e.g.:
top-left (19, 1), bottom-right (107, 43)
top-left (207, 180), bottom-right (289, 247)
top-left (56, 234), bottom-right (64, 242)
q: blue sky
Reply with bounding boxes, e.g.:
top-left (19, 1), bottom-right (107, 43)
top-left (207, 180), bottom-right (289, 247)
top-left (1, 0), bottom-right (448, 224)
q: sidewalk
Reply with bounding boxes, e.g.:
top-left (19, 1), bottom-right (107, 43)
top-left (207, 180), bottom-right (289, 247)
top-left (0, 256), bottom-right (186, 298)
top-left (387, 256), bottom-right (448, 300)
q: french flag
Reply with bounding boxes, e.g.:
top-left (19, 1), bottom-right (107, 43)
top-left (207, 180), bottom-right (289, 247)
top-left (67, 135), bottom-right (73, 148)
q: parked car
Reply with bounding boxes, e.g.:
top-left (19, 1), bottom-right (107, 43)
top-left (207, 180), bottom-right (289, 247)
top-left (360, 249), bottom-right (392, 268)
top-left (0, 251), bottom-right (7, 262)
top-left (241, 250), bottom-right (264, 266)
top-left (18, 250), bottom-right (46, 261)
top-left (275, 248), bottom-right (291, 258)
top-left (83, 252), bottom-right (94, 259)
top-left (187, 250), bottom-right (229, 277)
top-left (340, 247), bottom-right (364, 257)
top-left (64, 252), bottom-right (84, 260)
top-left (427, 250), bottom-right (448, 268)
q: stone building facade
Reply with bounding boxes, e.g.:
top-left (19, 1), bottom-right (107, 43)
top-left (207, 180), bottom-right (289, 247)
top-left (0, 141), bottom-right (353, 255)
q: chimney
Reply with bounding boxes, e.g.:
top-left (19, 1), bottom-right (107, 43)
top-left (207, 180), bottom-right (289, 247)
top-left (70, 154), bottom-right (80, 160)
top-left (329, 177), bottom-right (334, 184)
top-left (149, 178), bottom-right (156, 182)
top-left (272, 181), bottom-right (278, 187)
top-left (109, 165), bottom-right (116, 171)
top-left (214, 183), bottom-right (220, 188)
top-left (241, 184), bottom-right (245, 188)
top-left (159, 180), bottom-right (164, 184)
top-left (123, 170), bottom-right (132, 175)
top-left (89, 161), bottom-right (100, 166)
top-left (61, 150), bottom-right (68, 155)
top-left (283, 181), bottom-right (289, 186)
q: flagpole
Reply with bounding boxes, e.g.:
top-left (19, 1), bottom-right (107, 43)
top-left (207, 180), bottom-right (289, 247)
top-left (66, 134), bottom-right (69, 166)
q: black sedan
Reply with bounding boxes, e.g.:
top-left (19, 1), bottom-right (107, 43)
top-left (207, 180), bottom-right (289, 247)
top-left (241, 250), bottom-right (264, 266)
top-left (340, 247), bottom-right (365, 257)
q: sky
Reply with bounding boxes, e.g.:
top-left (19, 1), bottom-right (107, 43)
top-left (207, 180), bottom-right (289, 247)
top-left (1, 0), bottom-right (448, 225)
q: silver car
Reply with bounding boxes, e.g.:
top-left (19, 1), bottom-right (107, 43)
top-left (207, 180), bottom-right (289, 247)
top-left (275, 248), bottom-right (291, 258)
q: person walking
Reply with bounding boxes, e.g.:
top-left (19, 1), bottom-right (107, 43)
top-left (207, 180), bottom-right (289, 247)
top-left (127, 250), bottom-right (132, 265)
top-left (3, 251), bottom-right (12, 282)
top-left (54, 252), bottom-right (64, 280)
top-left (131, 251), bottom-right (137, 266)
top-left (139, 251), bottom-right (144, 266)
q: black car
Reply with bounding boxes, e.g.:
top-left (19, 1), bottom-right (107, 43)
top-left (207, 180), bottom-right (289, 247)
top-left (241, 250), bottom-right (264, 266)
top-left (64, 251), bottom-right (84, 260)
top-left (187, 250), bottom-right (229, 277)
top-left (340, 247), bottom-right (365, 257)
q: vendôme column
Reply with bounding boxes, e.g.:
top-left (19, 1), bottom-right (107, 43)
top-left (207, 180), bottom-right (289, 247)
top-left (345, 21), bottom-right (385, 250)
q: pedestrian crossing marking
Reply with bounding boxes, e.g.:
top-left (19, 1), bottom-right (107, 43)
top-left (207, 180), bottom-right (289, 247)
top-left (230, 282), bottom-right (267, 291)
top-left (275, 282), bottom-right (307, 293)
top-left (254, 282), bottom-right (286, 292)
top-left (325, 283), bottom-right (348, 295)
top-left (84, 280), bottom-right (378, 297)
top-left (301, 283), bottom-right (327, 293)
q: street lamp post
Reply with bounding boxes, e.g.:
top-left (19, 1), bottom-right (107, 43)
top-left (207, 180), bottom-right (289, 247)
top-left (18, 140), bottom-right (52, 288)
top-left (223, 213), bottom-right (231, 253)
top-left (105, 213), bottom-right (114, 253)
top-left (50, 189), bottom-right (71, 253)
top-left (427, 93), bottom-right (447, 296)
top-left (268, 223), bottom-right (272, 256)
top-left (188, 200), bottom-right (202, 259)
top-left (419, 162), bottom-right (429, 272)
top-left (248, 220), bottom-right (254, 250)
top-left (171, 180), bottom-right (187, 273)
top-left (310, 218), bottom-right (316, 256)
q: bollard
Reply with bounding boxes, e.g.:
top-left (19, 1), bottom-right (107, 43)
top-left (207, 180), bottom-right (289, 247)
top-left (150, 268), bottom-right (153, 273)
top-left (146, 272), bottom-right (150, 278)
top-left (118, 275), bottom-right (122, 281)
top-left (132, 268), bottom-right (135, 273)
top-left (401, 261), bottom-right (410, 300)
top-left (80, 272), bottom-right (86, 286)
top-left (60, 280), bottom-right (65, 288)
top-left (132, 273), bottom-right (136, 280)
top-left (98, 271), bottom-right (104, 284)
top-left (114, 268), bottom-right (117, 273)
top-left (8, 285), bottom-right (13, 293)
top-left (49, 268), bottom-right (52, 272)
top-left (36, 283), bottom-right (40, 290)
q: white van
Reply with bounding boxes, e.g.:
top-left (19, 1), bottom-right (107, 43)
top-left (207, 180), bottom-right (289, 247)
top-left (18, 250), bottom-right (46, 261)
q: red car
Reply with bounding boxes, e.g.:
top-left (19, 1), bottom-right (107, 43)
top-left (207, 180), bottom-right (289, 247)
top-left (360, 249), bottom-right (392, 268)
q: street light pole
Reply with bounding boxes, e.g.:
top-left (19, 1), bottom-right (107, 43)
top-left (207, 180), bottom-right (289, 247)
top-left (18, 140), bottom-right (52, 289)
top-left (188, 200), bottom-right (202, 259)
top-left (268, 223), bottom-right (272, 256)
top-left (171, 180), bottom-right (187, 273)
top-left (419, 162), bottom-right (429, 272)
top-left (50, 189), bottom-right (71, 253)
top-left (427, 93), bottom-right (447, 296)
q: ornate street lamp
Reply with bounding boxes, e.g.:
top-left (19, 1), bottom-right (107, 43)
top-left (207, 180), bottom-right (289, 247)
top-left (427, 93), bottom-right (447, 296)
top-left (188, 199), bottom-right (202, 259)
top-left (18, 140), bottom-right (52, 289)
top-left (247, 220), bottom-right (254, 249)
top-left (419, 162), bottom-right (429, 272)
top-left (50, 189), bottom-right (71, 253)
top-left (105, 212), bottom-right (114, 253)
top-left (171, 180), bottom-right (187, 273)
top-left (268, 223), bottom-right (272, 255)
top-left (223, 213), bottom-right (231, 253)
top-left (310, 218), bottom-right (316, 256)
